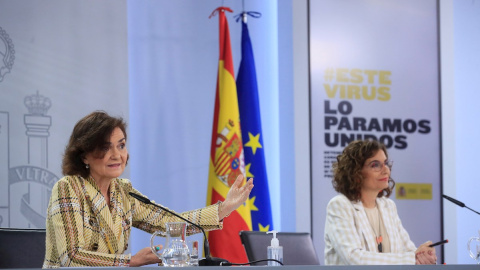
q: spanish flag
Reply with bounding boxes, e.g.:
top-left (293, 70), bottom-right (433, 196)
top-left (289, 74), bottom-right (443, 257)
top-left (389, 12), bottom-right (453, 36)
top-left (206, 7), bottom-right (252, 263)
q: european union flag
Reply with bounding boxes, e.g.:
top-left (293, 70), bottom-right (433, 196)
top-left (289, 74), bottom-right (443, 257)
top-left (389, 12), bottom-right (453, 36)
top-left (237, 17), bottom-right (273, 232)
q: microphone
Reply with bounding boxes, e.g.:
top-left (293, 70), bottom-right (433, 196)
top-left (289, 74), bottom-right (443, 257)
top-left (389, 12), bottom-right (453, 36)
top-left (128, 192), bottom-right (230, 266)
top-left (442, 194), bottom-right (480, 215)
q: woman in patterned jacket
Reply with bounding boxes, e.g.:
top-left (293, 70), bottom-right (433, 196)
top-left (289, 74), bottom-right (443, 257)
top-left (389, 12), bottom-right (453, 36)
top-left (43, 111), bottom-right (253, 268)
top-left (324, 140), bottom-right (436, 265)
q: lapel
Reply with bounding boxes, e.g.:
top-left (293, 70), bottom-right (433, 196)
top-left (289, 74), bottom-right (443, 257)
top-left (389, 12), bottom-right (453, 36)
top-left (109, 179), bottom-right (129, 250)
top-left (82, 177), bottom-right (120, 253)
top-left (352, 200), bottom-right (377, 252)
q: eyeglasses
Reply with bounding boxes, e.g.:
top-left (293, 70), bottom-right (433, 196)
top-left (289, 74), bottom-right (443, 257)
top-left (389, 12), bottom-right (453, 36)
top-left (366, 160), bottom-right (393, 172)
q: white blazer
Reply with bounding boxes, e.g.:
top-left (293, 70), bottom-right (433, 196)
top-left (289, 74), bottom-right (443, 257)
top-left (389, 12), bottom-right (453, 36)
top-left (324, 194), bottom-right (417, 265)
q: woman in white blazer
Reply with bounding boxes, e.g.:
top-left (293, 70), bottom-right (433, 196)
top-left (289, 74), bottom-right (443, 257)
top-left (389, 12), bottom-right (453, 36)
top-left (324, 140), bottom-right (437, 265)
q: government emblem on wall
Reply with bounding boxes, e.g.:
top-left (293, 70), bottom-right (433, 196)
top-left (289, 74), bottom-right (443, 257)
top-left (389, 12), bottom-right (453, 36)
top-left (0, 26), bottom-right (15, 82)
top-left (0, 92), bottom-right (58, 228)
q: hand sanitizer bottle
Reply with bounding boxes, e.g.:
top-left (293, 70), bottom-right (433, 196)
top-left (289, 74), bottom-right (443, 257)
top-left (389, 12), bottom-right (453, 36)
top-left (267, 231), bottom-right (283, 266)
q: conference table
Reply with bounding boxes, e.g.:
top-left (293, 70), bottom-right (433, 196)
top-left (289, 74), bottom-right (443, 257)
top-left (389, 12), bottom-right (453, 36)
top-left (14, 265), bottom-right (478, 270)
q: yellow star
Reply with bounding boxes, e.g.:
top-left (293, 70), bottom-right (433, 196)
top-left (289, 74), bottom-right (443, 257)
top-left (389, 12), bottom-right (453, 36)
top-left (245, 163), bottom-right (254, 178)
top-left (258, 224), bottom-right (270, 232)
top-left (244, 132), bottom-right (262, 155)
top-left (248, 196), bottom-right (259, 211)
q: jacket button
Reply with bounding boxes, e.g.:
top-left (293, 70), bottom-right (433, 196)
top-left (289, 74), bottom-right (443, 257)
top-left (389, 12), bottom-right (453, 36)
top-left (89, 217), bottom-right (95, 226)
top-left (124, 243), bottom-right (128, 250)
top-left (125, 219), bottom-right (130, 226)
top-left (92, 243), bottom-right (99, 251)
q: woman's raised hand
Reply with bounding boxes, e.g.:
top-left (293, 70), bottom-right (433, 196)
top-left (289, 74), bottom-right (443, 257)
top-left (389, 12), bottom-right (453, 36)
top-left (219, 174), bottom-right (254, 220)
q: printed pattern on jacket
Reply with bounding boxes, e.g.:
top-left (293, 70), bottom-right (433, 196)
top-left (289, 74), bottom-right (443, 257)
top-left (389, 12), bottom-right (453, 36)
top-left (43, 176), bottom-right (222, 268)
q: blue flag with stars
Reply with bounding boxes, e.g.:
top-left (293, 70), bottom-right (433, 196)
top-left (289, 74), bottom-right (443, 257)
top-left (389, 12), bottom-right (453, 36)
top-left (237, 17), bottom-right (273, 232)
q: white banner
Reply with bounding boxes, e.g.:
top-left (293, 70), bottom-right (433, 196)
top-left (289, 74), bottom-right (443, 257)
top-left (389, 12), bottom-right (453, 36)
top-left (0, 0), bottom-right (128, 228)
top-left (310, 0), bottom-right (442, 262)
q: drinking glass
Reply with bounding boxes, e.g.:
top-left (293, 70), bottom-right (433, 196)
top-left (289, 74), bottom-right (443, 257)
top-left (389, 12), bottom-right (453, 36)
top-left (187, 240), bottom-right (199, 266)
top-left (467, 230), bottom-right (480, 264)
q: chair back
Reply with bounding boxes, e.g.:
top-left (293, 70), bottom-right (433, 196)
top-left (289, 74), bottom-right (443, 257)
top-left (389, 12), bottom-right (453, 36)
top-left (0, 227), bottom-right (46, 268)
top-left (239, 231), bottom-right (320, 265)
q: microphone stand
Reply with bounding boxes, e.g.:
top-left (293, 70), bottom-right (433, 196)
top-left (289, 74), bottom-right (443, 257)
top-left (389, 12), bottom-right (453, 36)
top-left (129, 192), bottom-right (230, 266)
top-left (442, 194), bottom-right (480, 215)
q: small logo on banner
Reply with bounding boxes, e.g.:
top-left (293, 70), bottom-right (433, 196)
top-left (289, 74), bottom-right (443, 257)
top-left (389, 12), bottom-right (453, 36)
top-left (396, 183), bottom-right (432, 200)
top-left (0, 26), bottom-right (15, 82)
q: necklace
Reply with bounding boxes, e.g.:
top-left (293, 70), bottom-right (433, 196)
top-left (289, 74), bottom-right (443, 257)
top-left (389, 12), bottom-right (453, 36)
top-left (365, 205), bottom-right (383, 253)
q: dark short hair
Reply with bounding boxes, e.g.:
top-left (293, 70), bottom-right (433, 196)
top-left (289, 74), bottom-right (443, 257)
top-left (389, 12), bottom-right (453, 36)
top-left (332, 140), bottom-right (395, 201)
top-left (62, 111), bottom-right (128, 178)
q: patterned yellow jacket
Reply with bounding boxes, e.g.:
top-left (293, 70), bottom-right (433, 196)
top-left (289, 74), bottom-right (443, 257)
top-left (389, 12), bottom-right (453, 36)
top-left (43, 175), bottom-right (223, 268)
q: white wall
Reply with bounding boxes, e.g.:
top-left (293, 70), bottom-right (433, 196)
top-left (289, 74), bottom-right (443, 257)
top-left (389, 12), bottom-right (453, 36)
top-left (441, 0), bottom-right (480, 264)
top-left (0, 0), bottom-right (129, 229)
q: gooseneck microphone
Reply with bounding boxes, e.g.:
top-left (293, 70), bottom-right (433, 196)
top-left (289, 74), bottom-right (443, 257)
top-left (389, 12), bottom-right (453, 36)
top-left (128, 192), bottom-right (230, 266)
top-left (442, 194), bottom-right (480, 215)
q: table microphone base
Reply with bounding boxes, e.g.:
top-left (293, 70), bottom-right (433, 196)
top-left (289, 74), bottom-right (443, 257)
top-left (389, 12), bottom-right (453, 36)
top-left (199, 257), bottom-right (230, 266)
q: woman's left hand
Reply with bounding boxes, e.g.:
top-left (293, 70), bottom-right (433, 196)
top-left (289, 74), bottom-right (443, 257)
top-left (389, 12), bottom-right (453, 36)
top-left (219, 174), bottom-right (254, 220)
top-left (130, 245), bottom-right (163, 267)
top-left (415, 241), bottom-right (437, 265)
